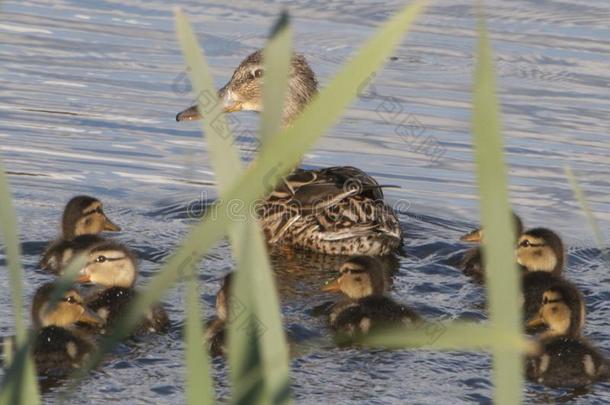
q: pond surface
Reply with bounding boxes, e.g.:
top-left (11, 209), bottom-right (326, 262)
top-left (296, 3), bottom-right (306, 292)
top-left (1, 0), bottom-right (610, 403)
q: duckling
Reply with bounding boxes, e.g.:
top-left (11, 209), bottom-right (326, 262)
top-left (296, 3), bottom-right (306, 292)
top-left (321, 256), bottom-right (420, 339)
top-left (458, 212), bottom-right (524, 281)
top-left (526, 286), bottom-right (608, 387)
top-left (40, 195), bottom-right (121, 274)
top-left (77, 241), bottom-right (170, 335)
top-left (517, 228), bottom-right (567, 323)
top-left (204, 273), bottom-right (232, 357)
top-left (176, 50), bottom-right (401, 256)
top-left (29, 283), bottom-right (105, 376)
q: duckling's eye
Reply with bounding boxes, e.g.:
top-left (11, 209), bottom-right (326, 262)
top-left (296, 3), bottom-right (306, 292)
top-left (542, 297), bottom-right (549, 305)
top-left (252, 68), bottom-right (264, 79)
top-left (63, 296), bottom-right (77, 304)
top-left (95, 255), bottom-right (107, 263)
top-left (520, 240), bottom-right (531, 248)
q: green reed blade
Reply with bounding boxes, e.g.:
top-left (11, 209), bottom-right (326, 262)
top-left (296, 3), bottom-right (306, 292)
top-left (0, 158), bottom-right (40, 405)
top-left (472, 10), bottom-right (523, 404)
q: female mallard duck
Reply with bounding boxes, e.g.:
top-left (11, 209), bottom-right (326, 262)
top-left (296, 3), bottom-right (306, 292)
top-left (458, 212), bottom-right (524, 281)
top-left (77, 241), bottom-right (170, 335)
top-left (526, 285), bottom-right (608, 387)
top-left (176, 50), bottom-right (401, 256)
top-left (321, 256), bottom-right (420, 339)
top-left (29, 283), bottom-right (105, 376)
top-left (40, 195), bottom-right (121, 274)
top-left (204, 273), bottom-right (232, 357)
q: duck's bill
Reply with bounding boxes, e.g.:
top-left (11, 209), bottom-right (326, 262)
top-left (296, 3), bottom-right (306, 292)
top-left (526, 315), bottom-right (544, 329)
top-left (78, 307), bottom-right (106, 326)
top-left (321, 279), bottom-right (341, 293)
top-left (176, 88), bottom-right (243, 121)
top-left (103, 215), bottom-right (121, 232)
top-left (77, 273), bottom-right (91, 283)
top-left (460, 228), bottom-right (483, 243)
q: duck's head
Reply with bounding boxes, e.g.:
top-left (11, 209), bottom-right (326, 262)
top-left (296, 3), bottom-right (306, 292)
top-left (322, 256), bottom-right (387, 299)
top-left (62, 195), bottom-right (121, 240)
top-left (215, 273), bottom-right (233, 322)
top-left (176, 49), bottom-right (318, 125)
top-left (31, 283), bottom-right (105, 330)
top-left (527, 283), bottom-right (585, 338)
top-left (460, 212), bottom-right (523, 243)
top-left (516, 228), bottom-right (564, 275)
top-left (77, 242), bottom-right (137, 288)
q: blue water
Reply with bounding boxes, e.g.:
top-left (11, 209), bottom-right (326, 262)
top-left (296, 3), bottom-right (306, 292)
top-left (1, 0), bottom-right (609, 403)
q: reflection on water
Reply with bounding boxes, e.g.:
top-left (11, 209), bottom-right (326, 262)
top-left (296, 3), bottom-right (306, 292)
top-left (1, 0), bottom-right (610, 403)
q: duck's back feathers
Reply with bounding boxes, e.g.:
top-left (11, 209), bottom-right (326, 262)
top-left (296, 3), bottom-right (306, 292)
top-left (33, 326), bottom-right (93, 376)
top-left (460, 247), bottom-right (484, 281)
top-left (527, 336), bottom-right (609, 387)
top-left (85, 287), bottom-right (170, 335)
top-left (330, 296), bottom-right (420, 337)
top-left (40, 234), bottom-right (106, 274)
top-left (204, 318), bottom-right (226, 357)
top-left (261, 166), bottom-right (401, 256)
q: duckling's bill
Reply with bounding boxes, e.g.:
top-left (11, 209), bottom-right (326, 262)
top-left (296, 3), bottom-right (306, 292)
top-left (460, 228), bottom-right (483, 242)
top-left (78, 307), bottom-right (106, 326)
top-left (103, 214), bottom-right (121, 232)
top-left (322, 278), bottom-right (341, 293)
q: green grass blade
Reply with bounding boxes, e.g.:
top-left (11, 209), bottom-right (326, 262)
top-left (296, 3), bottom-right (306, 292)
top-left (565, 166), bottom-right (610, 263)
top-left (0, 157), bottom-right (40, 405)
top-left (64, 2), bottom-right (428, 394)
top-left (473, 11), bottom-right (523, 404)
top-left (362, 323), bottom-right (536, 353)
top-left (260, 12), bottom-right (292, 142)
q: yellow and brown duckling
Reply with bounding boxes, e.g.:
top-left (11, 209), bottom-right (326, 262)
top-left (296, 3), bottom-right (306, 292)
top-left (40, 195), bottom-right (121, 274)
top-left (30, 283), bottom-right (105, 376)
top-left (321, 256), bottom-right (420, 340)
top-left (77, 241), bottom-right (170, 335)
top-left (459, 212), bottom-right (524, 281)
top-left (517, 228), bottom-right (567, 323)
top-left (526, 285), bottom-right (608, 387)
top-left (204, 273), bottom-right (233, 357)
top-left (176, 50), bottom-right (401, 256)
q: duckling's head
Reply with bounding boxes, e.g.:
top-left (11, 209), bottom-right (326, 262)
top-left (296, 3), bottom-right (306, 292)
top-left (527, 283), bottom-right (585, 338)
top-left (62, 195), bottom-right (121, 240)
top-left (78, 242), bottom-right (137, 288)
top-left (516, 228), bottom-right (564, 275)
top-left (31, 283), bottom-right (105, 330)
top-left (215, 273), bottom-right (233, 322)
top-left (460, 212), bottom-right (523, 243)
top-left (322, 256), bottom-right (387, 299)
top-left (176, 49), bottom-right (318, 125)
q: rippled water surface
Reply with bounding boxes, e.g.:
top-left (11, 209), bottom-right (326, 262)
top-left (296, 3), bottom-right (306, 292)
top-left (1, 0), bottom-right (610, 403)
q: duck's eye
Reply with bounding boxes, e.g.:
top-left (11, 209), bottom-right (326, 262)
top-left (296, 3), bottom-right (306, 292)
top-left (63, 296), bottom-right (77, 304)
top-left (95, 255), bottom-right (107, 263)
top-left (252, 68), bottom-right (264, 79)
top-left (520, 240), bottom-right (531, 248)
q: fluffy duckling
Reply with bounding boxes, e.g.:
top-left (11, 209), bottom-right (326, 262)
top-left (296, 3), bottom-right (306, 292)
top-left (459, 212), bottom-right (524, 281)
top-left (526, 286), bottom-right (608, 387)
top-left (30, 283), bottom-right (105, 376)
top-left (517, 228), bottom-right (567, 323)
top-left (204, 273), bottom-right (232, 357)
top-left (176, 50), bottom-right (401, 256)
top-left (77, 241), bottom-right (170, 335)
top-left (322, 256), bottom-right (420, 339)
top-left (40, 196), bottom-right (121, 274)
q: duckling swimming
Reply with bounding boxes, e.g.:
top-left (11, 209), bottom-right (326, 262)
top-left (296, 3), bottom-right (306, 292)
top-left (526, 285), bottom-right (608, 387)
top-left (517, 228), bottom-right (567, 323)
top-left (321, 256), bottom-right (420, 340)
top-left (458, 212), bottom-right (523, 281)
top-left (77, 241), bottom-right (170, 335)
top-left (40, 195), bottom-right (121, 274)
top-left (204, 273), bottom-right (232, 357)
top-left (176, 50), bottom-right (401, 256)
top-left (29, 283), bottom-right (105, 376)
